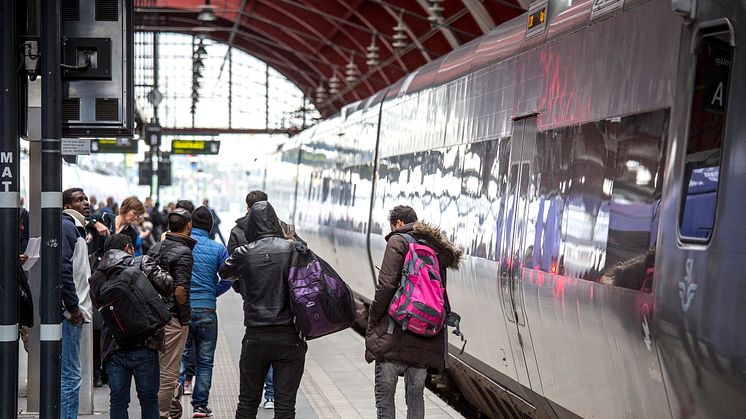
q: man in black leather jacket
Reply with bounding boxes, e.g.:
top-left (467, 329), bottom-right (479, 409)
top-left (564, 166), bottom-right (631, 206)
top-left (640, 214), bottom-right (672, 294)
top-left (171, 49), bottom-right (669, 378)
top-left (148, 208), bottom-right (196, 418)
top-left (219, 201), bottom-right (307, 419)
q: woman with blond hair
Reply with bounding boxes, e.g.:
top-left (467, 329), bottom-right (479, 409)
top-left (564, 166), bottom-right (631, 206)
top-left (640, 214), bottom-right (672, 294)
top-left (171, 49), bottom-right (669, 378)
top-left (115, 196), bottom-right (145, 254)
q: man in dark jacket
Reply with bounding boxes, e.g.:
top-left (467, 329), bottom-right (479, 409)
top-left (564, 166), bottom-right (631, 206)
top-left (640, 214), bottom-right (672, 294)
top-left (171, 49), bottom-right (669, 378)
top-left (226, 190), bottom-right (299, 409)
top-left (365, 205), bottom-right (462, 419)
top-left (88, 234), bottom-right (174, 419)
top-left (148, 208), bottom-right (196, 418)
top-left (219, 201), bottom-right (307, 419)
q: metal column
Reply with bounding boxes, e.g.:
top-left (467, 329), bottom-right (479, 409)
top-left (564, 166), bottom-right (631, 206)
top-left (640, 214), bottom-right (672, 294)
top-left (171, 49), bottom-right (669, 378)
top-left (0, 0), bottom-right (21, 415)
top-left (40, 0), bottom-right (63, 417)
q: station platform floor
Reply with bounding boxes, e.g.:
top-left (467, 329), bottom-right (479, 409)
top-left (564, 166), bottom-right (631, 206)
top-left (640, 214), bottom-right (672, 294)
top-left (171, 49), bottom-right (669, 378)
top-left (18, 290), bottom-right (463, 418)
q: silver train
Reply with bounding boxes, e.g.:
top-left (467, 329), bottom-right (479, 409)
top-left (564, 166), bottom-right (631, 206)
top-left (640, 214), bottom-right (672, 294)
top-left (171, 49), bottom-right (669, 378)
top-left (257, 0), bottom-right (746, 417)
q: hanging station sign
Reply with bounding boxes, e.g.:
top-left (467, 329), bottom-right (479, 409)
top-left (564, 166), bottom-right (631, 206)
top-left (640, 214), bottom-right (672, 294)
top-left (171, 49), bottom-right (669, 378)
top-left (170, 139), bottom-right (221, 155)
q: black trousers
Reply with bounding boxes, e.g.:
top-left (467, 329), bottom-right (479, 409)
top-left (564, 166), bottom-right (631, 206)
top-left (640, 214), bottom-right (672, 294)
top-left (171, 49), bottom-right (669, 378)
top-left (235, 328), bottom-right (307, 419)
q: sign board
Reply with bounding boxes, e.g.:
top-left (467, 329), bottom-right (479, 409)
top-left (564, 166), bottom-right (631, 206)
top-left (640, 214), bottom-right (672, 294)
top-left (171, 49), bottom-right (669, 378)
top-left (61, 138), bottom-right (91, 155)
top-left (526, 0), bottom-right (548, 38)
top-left (171, 139), bottom-right (221, 155)
top-left (591, 0), bottom-right (624, 20)
top-left (90, 138), bottom-right (139, 154)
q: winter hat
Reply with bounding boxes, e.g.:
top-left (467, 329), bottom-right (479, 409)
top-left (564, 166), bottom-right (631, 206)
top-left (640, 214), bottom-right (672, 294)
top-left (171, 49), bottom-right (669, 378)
top-left (191, 206), bottom-right (213, 231)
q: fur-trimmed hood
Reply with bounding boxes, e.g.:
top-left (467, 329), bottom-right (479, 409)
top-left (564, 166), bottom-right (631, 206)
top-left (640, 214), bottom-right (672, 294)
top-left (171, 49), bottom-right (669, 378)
top-left (385, 221), bottom-right (463, 270)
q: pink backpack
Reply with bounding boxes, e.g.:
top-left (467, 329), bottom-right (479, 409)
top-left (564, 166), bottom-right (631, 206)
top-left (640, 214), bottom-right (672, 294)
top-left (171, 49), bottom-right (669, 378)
top-left (388, 234), bottom-right (446, 337)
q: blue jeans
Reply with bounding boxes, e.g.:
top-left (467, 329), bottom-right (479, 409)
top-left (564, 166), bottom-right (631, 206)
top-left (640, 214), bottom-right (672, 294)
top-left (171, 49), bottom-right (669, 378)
top-left (107, 347), bottom-right (161, 419)
top-left (264, 365), bottom-right (274, 400)
top-left (178, 309), bottom-right (218, 408)
top-left (61, 319), bottom-right (83, 419)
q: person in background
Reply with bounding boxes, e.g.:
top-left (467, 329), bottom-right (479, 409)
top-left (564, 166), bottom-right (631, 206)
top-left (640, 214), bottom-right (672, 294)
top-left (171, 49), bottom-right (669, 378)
top-left (148, 208), bottom-right (196, 419)
top-left (115, 197), bottom-right (145, 249)
top-left (178, 206), bottom-right (232, 417)
top-left (219, 201), bottom-right (307, 419)
top-left (61, 188), bottom-right (94, 419)
top-left (365, 205), bottom-right (462, 419)
top-left (177, 200), bottom-right (195, 214)
top-left (19, 203), bottom-right (29, 252)
top-left (89, 234), bottom-right (174, 419)
top-left (101, 196), bottom-right (116, 218)
top-left (202, 199), bottom-right (225, 245)
top-left (18, 209), bottom-right (33, 353)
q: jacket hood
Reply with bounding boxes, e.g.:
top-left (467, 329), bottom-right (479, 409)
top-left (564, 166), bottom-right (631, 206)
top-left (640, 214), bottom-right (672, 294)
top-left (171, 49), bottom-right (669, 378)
top-left (386, 222), bottom-right (463, 270)
top-left (96, 249), bottom-right (132, 271)
top-left (244, 201), bottom-right (283, 243)
top-left (235, 213), bottom-right (250, 230)
top-left (165, 232), bottom-right (197, 249)
top-left (63, 209), bottom-right (86, 228)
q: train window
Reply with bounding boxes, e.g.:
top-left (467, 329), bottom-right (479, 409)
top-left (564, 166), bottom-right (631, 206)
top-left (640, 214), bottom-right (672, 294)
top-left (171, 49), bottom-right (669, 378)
top-left (679, 35), bottom-right (733, 242)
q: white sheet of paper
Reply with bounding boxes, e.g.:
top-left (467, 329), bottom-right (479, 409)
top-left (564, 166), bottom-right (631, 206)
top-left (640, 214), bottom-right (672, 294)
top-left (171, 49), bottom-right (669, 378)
top-left (22, 237), bottom-right (41, 272)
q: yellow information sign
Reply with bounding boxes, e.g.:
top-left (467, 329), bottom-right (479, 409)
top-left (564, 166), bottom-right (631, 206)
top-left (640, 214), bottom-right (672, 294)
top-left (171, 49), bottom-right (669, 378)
top-left (171, 139), bottom-right (221, 155)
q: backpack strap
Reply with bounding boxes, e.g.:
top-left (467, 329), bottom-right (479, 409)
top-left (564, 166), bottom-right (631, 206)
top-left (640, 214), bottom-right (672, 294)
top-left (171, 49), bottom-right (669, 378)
top-left (130, 255), bottom-right (145, 269)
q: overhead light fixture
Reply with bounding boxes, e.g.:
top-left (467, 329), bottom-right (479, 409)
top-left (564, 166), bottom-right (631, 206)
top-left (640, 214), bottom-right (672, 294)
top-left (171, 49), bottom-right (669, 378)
top-left (345, 55), bottom-right (358, 83)
top-left (197, 0), bottom-right (217, 22)
top-left (315, 84), bottom-right (327, 102)
top-left (366, 35), bottom-right (380, 68)
top-left (328, 73), bottom-right (340, 95)
top-left (392, 13), bottom-right (408, 50)
top-left (193, 57), bottom-right (205, 70)
top-left (193, 66), bottom-right (203, 77)
top-left (428, 0), bottom-right (445, 26)
top-left (195, 42), bottom-right (207, 57)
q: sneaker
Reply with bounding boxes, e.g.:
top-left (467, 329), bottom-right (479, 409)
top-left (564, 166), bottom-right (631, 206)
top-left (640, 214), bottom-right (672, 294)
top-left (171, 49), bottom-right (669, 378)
top-left (262, 399), bottom-right (275, 409)
top-left (192, 406), bottom-right (213, 417)
top-left (183, 379), bottom-right (192, 395)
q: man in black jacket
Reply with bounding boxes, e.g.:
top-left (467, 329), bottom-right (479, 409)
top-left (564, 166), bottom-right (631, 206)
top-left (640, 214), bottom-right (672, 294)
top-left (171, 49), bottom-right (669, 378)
top-left (88, 234), bottom-right (174, 419)
top-left (219, 201), bottom-right (307, 419)
top-left (148, 208), bottom-right (196, 418)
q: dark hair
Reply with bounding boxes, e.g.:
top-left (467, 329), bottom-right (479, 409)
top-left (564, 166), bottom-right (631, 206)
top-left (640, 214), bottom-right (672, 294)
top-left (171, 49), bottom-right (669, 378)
top-left (245, 190), bottom-right (268, 208)
top-left (176, 200), bottom-right (195, 214)
top-left (388, 205), bottom-right (417, 226)
top-left (168, 208), bottom-right (191, 233)
top-left (62, 188), bottom-right (84, 206)
top-left (104, 234), bottom-right (132, 252)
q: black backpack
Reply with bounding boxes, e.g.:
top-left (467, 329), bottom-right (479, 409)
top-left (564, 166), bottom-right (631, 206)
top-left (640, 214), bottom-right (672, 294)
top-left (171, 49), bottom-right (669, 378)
top-left (98, 256), bottom-right (171, 346)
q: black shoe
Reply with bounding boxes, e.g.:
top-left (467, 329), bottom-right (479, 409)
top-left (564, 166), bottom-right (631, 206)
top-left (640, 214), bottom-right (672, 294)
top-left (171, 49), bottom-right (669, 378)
top-left (93, 375), bottom-right (103, 388)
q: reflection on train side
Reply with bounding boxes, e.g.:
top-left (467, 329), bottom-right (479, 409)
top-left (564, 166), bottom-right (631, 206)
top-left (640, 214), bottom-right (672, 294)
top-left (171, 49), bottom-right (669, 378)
top-left (376, 109), bottom-right (668, 292)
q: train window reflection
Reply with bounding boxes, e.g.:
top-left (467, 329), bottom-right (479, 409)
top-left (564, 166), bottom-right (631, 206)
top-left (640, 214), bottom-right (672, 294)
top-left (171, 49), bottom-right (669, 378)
top-left (679, 35), bottom-right (733, 242)
top-left (527, 109), bottom-right (668, 291)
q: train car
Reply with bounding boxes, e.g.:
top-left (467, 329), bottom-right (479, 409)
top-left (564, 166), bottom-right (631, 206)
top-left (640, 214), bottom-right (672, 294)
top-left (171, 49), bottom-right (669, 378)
top-left (260, 0), bottom-right (746, 417)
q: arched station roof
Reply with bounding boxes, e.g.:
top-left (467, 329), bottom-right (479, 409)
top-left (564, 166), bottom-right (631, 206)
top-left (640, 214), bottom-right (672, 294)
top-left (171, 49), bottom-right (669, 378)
top-left (134, 0), bottom-right (527, 117)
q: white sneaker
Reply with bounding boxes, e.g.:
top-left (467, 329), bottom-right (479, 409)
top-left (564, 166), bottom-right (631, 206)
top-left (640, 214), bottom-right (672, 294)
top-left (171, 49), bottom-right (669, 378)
top-left (262, 399), bottom-right (275, 409)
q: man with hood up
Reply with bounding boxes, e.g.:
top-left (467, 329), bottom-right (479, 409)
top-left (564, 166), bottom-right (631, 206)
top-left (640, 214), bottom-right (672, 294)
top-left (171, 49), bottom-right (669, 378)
top-left (219, 201), bottom-right (307, 419)
top-left (227, 190), bottom-right (298, 410)
top-left (61, 187), bottom-right (94, 419)
top-left (88, 234), bottom-right (174, 418)
top-left (365, 205), bottom-right (462, 419)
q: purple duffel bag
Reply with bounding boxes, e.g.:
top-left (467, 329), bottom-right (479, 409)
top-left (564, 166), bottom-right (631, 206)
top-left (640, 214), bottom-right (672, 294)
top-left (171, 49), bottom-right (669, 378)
top-left (287, 242), bottom-right (355, 340)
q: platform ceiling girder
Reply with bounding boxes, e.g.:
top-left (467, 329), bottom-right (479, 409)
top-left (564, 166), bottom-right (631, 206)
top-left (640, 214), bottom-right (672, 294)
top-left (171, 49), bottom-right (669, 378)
top-left (135, 0), bottom-right (525, 116)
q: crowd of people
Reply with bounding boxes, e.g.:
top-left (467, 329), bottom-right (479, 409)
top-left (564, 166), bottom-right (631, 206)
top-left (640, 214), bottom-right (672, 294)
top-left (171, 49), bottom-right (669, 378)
top-left (17, 187), bottom-right (462, 419)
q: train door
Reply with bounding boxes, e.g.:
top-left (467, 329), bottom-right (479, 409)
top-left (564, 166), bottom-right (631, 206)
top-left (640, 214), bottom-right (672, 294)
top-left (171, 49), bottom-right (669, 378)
top-left (500, 116), bottom-right (542, 391)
